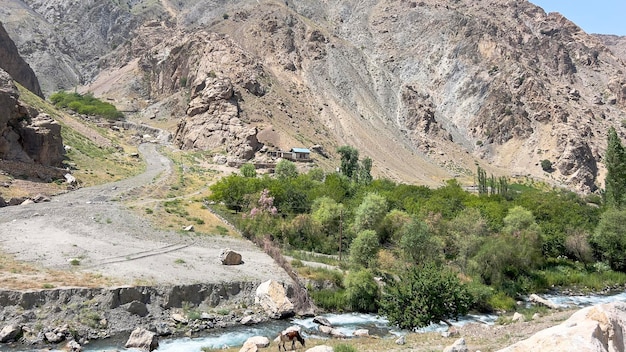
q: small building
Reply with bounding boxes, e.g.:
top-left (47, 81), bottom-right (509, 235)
top-left (267, 147), bottom-right (311, 162)
top-left (290, 148), bottom-right (311, 161)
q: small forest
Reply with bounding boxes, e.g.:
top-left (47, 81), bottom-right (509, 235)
top-left (208, 129), bottom-right (626, 329)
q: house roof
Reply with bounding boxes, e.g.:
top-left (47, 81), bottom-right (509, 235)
top-left (291, 148), bottom-right (310, 153)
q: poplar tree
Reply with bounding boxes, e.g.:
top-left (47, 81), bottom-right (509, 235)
top-left (605, 127), bottom-right (626, 208)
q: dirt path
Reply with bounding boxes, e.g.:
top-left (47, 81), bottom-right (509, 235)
top-left (0, 143), bottom-right (291, 287)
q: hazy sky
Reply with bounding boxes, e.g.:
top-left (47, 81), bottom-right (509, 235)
top-left (530, 0), bottom-right (626, 36)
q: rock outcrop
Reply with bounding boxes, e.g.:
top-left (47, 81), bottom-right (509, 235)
top-left (0, 69), bottom-right (64, 168)
top-left (497, 302), bottom-right (626, 352)
top-left (255, 279), bottom-right (295, 319)
top-left (6, 0), bottom-right (626, 192)
top-left (0, 22), bottom-right (43, 98)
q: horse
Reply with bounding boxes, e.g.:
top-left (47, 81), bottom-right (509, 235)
top-left (277, 330), bottom-right (305, 351)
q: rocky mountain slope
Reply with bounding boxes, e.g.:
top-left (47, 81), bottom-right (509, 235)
top-left (3, 0), bottom-right (626, 192)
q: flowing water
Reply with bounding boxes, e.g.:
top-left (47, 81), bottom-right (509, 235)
top-left (8, 291), bottom-right (626, 351)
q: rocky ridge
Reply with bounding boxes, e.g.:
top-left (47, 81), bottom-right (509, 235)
top-left (3, 0), bottom-right (626, 192)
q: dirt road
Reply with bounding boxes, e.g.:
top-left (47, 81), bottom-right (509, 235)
top-left (0, 143), bottom-right (290, 287)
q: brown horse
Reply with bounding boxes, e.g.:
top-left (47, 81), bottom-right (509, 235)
top-left (277, 330), bottom-right (305, 351)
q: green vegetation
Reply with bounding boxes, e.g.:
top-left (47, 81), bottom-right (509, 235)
top-left (207, 138), bottom-right (626, 329)
top-left (50, 91), bottom-right (124, 120)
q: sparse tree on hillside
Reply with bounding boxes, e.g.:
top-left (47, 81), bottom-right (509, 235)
top-left (604, 127), bottom-right (626, 208)
top-left (337, 145), bottom-right (360, 178)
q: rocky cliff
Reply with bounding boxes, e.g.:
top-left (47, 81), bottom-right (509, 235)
top-left (0, 22), bottom-right (43, 98)
top-left (0, 69), bottom-right (64, 168)
top-left (4, 0), bottom-right (626, 192)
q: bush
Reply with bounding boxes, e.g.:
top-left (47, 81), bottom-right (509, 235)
top-left (592, 208), bottom-right (626, 272)
top-left (49, 91), bottom-right (124, 120)
top-left (349, 230), bottom-right (379, 268)
top-left (310, 289), bottom-right (347, 311)
top-left (380, 262), bottom-right (471, 329)
top-left (344, 269), bottom-right (379, 312)
top-left (540, 159), bottom-right (553, 172)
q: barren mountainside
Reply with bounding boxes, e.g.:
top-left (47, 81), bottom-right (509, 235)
top-left (3, 0), bottom-right (626, 192)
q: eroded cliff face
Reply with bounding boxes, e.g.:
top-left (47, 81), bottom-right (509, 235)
top-left (0, 22), bottom-right (43, 98)
top-left (0, 69), bottom-right (64, 167)
top-left (8, 0), bottom-right (626, 192)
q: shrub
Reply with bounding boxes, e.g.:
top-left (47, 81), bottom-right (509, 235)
top-left (349, 230), bottom-right (379, 268)
top-left (540, 159), bottom-right (553, 172)
top-left (49, 91), bottom-right (124, 120)
top-left (380, 262), bottom-right (471, 329)
top-left (334, 345), bottom-right (358, 352)
top-left (344, 269), bottom-right (379, 312)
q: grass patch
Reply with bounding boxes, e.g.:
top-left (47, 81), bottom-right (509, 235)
top-left (310, 288), bottom-right (347, 311)
top-left (296, 266), bottom-right (343, 287)
top-left (286, 250), bottom-right (342, 267)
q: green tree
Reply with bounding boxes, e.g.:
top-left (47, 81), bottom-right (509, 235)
top-left (502, 206), bottom-right (541, 237)
top-left (240, 163), bottom-right (256, 178)
top-left (398, 218), bottom-right (442, 264)
top-left (477, 166), bottom-right (488, 195)
top-left (604, 127), bottom-right (626, 208)
top-left (357, 157), bottom-right (373, 185)
top-left (337, 145), bottom-right (360, 179)
top-left (352, 193), bottom-right (388, 234)
top-left (541, 159), bottom-right (553, 172)
top-left (344, 269), bottom-right (379, 312)
top-left (380, 263), bottom-right (472, 329)
top-left (275, 159), bottom-right (298, 179)
top-left (349, 230), bottom-right (380, 268)
top-left (592, 208), bottom-right (626, 271)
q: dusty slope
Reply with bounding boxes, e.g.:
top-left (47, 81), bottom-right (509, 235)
top-left (0, 143), bottom-right (291, 287)
top-left (5, 0), bottom-right (626, 192)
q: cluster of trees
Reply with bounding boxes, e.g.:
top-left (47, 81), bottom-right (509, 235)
top-left (208, 140), bottom-right (625, 329)
top-left (50, 91), bottom-right (124, 120)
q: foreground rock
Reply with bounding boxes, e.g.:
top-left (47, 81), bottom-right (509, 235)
top-left (0, 324), bottom-right (22, 343)
top-left (220, 248), bottom-right (243, 265)
top-left (497, 302), bottom-right (626, 352)
top-left (125, 328), bottom-right (159, 351)
top-left (255, 279), bottom-right (295, 318)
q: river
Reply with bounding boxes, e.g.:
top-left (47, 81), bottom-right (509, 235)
top-left (8, 291), bottom-right (626, 351)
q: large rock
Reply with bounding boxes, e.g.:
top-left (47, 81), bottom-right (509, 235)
top-left (0, 324), bottom-right (22, 342)
top-left (529, 294), bottom-right (561, 310)
top-left (444, 338), bottom-right (468, 352)
top-left (255, 279), bottom-right (295, 318)
top-left (497, 302), bottom-right (626, 352)
top-left (313, 316), bottom-right (333, 327)
top-left (124, 328), bottom-right (159, 351)
top-left (239, 341), bottom-right (258, 352)
top-left (0, 69), bottom-right (64, 168)
top-left (306, 346), bottom-right (334, 352)
top-left (220, 248), bottom-right (243, 265)
top-left (244, 336), bottom-right (270, 348)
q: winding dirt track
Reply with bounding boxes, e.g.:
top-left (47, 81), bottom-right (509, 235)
top-left (0, 143), bottom-right (290, 286)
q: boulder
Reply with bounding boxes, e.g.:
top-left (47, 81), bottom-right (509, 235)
top-left (240, 315), bottom-right (255, 325)
top-left (313, 316), bottom-right (332, 327)
top-left (44, 331), bottom-right (64, 343)
top-left (220, 248), bottom-right (243, 265)
top-left (244, 336), bottom-right (270, 348)
top-left (353, 329), bottom-right (369, 337)
top-left (305, 346), bottom-right (334, 352)
top-left (65, 340), bottom-right (82, 351)
top-left (512, 312), bottom-right (525, 323)
top-left (529, 294), bottom-right (560, 310)
top-left (441, 326), bottom-right (460, 338)
top-left (444, 338), bottom-right (468, 352)
top-left (318, 325), bottom-right (333, 334)
top-left (255, 280), bottom-right (295, 318)
top-left (125, 328), bottom-right (159, 351)
top-left (395, 335), bottom-right (406, 345)
top-left (126, 300), bottom-right (149, 317)
top-left (0, 324), bottom-right (22, 342)
top-left (239, 341), bottom-right (258, 352)
top-left (497, 302), bottom-right (626, 352)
